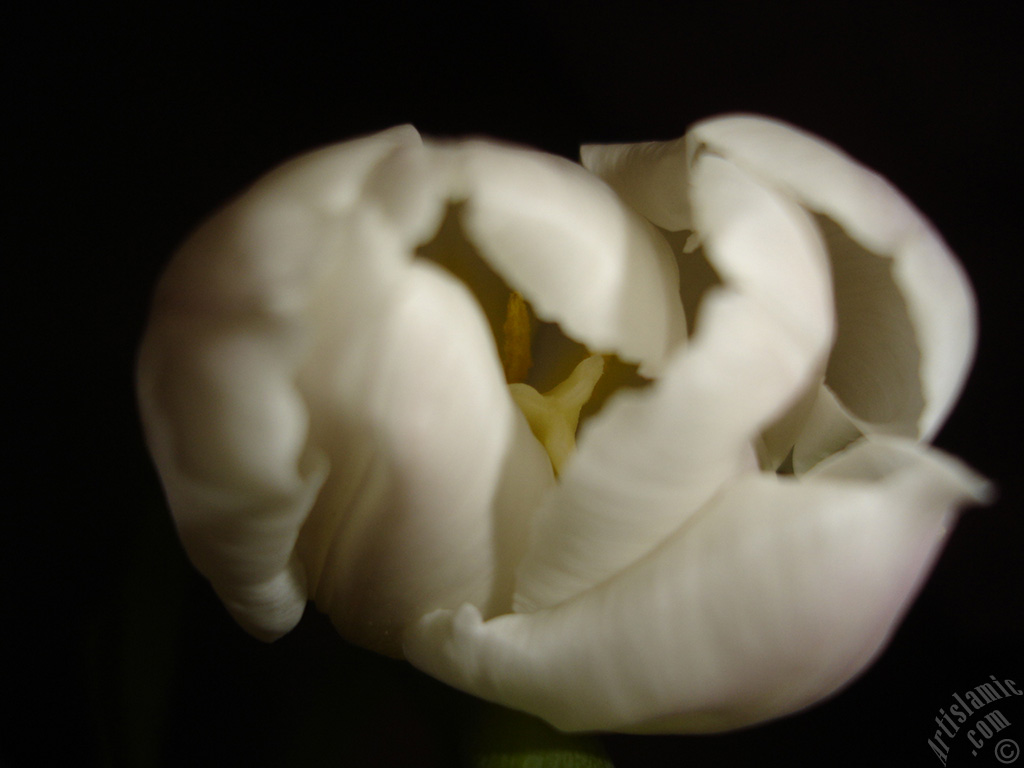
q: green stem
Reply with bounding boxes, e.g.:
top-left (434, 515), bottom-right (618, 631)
top-left (465, 702), bottom-right (615, 768)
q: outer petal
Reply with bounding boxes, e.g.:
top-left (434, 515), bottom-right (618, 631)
top-left (514, 151), bottom-right (834, 611)
top-left (445, 139), bottom-right (686, 376)
top-left (138, 127), bottom-right (558, 652)
top-left (136, 126), bottom-right (425, 640)
top-left (690, 115), bottom-right (978, 441)
top-left (248, 124), bottom-right (440, 238)
top-left (405, 438), bottom-right (990, 733)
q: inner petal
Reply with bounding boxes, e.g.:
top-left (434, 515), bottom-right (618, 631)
top-left (658, 228), bottom-right (723, 339)
top-left (759, 212), bottom-right (927, 471)
top-left (686, 114), bottom-right (978, 442)
top-left (442, 139), bottom-right (687, 377)
top-left (816, 213), bottom-right (924, 433)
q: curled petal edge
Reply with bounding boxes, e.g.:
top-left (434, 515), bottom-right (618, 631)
top-left (405, 438), bottom-right (990, 733)
top-left (690, 114), bottom-right (979, 441)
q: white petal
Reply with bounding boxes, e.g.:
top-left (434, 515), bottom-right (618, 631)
top-left (138, 127), bottom-right (555, 648)
top-left (514, 154), bottom-right (834, 611)
top-left (296, 211), bottom-right (554, 655)
top-left (136, 128), bottom-right (414, 638)
top-left (444, 139), bottom-right (687, 376)
top-left (137, 202), bottom-right (331, 641)
top-left (790, 383), bottom-right (864, 474)
top-left (248, 124), bottom-right (427, 219)
top-left (688, 152), bottom-right (834, 347)
top-left (580, 136), bottom-right (693, 231)
top-left (690, 115), bottom-right (978, 440)
top-left (405, 439), bottom-right (989, 733)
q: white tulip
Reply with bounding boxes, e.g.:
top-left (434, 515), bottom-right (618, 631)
top-left (138, 117), bottom-right (989, 735)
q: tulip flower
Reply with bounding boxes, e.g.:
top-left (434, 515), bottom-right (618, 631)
top-left (137, 116), bottom-right (989, 735)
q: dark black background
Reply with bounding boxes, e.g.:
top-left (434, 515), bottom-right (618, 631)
top-left (7, 3), bottom-right (1022, 766)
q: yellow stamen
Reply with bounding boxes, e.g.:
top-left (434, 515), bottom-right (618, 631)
top-left (510, 355), bottom-right (605, 475)
top-left (502, 291), bottom-right (533, 383)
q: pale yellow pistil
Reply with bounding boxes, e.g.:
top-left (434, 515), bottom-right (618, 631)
top-left (510, 356), bottom-right (605, 475)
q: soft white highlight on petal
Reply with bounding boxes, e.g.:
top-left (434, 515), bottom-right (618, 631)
top-left (689, 115), bottom-right (978, 440)
top-left (514, 154), bottom-right (834, 611)
top-left (405, 438), bottom-right (989, 733)
top-left (250, 124), bottom-right (428, 219)
top-left (445, 139), bottom-right (686, 376)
